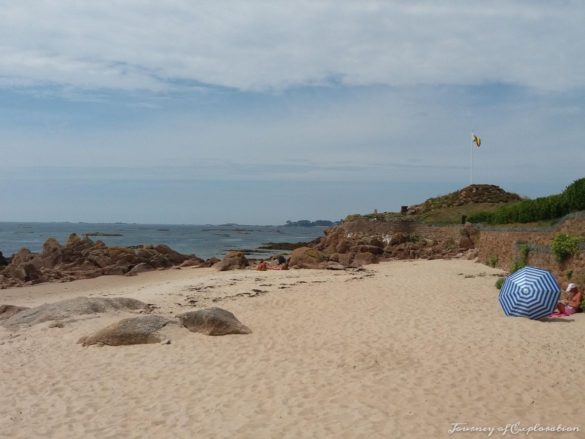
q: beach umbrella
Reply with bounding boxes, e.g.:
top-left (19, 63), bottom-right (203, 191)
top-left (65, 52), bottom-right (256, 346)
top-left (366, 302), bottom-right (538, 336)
top-left (499, 266), bottom-right (560, 320)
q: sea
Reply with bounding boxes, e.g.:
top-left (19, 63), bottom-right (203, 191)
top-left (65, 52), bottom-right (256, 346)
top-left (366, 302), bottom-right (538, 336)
top-left (0, 222), bottom-right (329, 260)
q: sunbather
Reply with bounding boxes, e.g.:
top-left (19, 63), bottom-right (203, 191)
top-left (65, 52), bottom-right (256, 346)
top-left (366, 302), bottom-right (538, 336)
top-left (555, 283), bottom-right (582, 315)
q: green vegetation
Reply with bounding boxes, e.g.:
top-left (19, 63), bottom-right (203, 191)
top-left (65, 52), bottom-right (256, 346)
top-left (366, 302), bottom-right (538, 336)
top-left (509, 242), bottom-right (530, 273)
top-left (510, 259), bottom-right (526, 273)
top-left (495, 277), bottom-right (505, 289)
top-left (469, 178), bottom-right (585, 224)
top-left (487, 255), bottom-right (499, 268)
top-left (418, 203), bottom-right (513, 225)
top-left (551, 233), bottom-right (581, 263)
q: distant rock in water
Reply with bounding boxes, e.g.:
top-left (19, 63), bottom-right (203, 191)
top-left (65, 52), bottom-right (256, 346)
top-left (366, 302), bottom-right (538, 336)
top-left (2, 297), bottom-right (149, 327)
top-left (284, 220), bottom-right (335, 227)
top-left (258, 241), bottom-right (310, 251)
top-left (78, 315), bottom-right (173, 346)
top-left (177, 307), bottom-right (251, 336)
top-left (0, 233), bottom-right (206, 288)
top-left (83, 232), bottom-right (124, 237)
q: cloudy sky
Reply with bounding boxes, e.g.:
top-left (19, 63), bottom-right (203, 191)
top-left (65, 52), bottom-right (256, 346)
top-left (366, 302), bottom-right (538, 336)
top-left (1, 0), bottom-right (584, 224)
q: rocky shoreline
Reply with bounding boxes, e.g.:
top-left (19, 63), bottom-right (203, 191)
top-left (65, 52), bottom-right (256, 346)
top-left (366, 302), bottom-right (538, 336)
top-left (0, 218), bottom-right (481, 289)
top-left (0, 233), bottom-right (211, 289)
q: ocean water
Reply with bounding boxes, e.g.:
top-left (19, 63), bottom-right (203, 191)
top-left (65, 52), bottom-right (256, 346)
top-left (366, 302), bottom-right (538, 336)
top-left (0, 222), bottom-right (328, 259)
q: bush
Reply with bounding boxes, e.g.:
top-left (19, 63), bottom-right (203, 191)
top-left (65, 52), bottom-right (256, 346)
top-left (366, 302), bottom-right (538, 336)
top-left (551, 233), bottom-right (581, 263)
top-left (469, 177), bottom-right (585, 224)
top-left (495, 277), bottom-right (505, 289)
top-left (510, 259), bottom-right (526, 273)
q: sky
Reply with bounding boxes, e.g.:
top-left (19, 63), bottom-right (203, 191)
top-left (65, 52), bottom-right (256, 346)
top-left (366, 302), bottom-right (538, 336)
top-left (1, 0), bottom-right (584, 224)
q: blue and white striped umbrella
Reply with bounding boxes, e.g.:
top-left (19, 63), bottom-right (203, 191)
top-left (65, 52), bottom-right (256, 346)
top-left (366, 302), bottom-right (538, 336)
top-left (499, 266), bottom-right (560, 320)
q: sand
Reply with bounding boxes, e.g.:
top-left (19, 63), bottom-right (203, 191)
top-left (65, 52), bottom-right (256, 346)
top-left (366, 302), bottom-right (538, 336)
top-left (1, 260), bottom-right (584, 438)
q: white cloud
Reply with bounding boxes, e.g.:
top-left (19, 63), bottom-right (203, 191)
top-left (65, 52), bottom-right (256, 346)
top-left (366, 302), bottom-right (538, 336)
top-left (0, 0), bottom-right (583, 93)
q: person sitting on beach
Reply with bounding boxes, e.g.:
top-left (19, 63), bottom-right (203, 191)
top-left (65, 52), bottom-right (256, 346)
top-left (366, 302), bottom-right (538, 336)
top-left (555, 283), bottom-right (582, 315)
top-left (257, 260), bottom-right (268, 271)
top-left (267, 255), bottom-right (289, 270)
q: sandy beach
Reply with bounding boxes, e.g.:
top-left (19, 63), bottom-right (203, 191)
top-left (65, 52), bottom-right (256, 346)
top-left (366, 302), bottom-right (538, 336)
top-left (1, 259), bottom-right (584, 438)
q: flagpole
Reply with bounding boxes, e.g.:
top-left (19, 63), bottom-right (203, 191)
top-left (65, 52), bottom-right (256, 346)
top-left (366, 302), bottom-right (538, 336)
top-left (470, 133), bottom-right (473, 185)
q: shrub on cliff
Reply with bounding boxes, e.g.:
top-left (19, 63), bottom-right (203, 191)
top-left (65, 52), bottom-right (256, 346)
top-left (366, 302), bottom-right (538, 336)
top-left (551, 233), bottom-right (581, 263)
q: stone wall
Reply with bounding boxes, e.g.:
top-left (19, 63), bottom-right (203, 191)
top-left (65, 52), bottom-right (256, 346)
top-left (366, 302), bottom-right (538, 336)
top-left (476, 212), bottom-right (585, 284)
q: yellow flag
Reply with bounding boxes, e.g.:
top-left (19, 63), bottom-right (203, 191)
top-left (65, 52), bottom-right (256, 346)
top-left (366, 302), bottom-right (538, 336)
top-left (472, 134), bottom-right (481, 148)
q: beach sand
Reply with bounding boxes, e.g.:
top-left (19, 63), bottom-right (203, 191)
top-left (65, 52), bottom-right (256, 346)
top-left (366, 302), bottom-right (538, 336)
top-left (1, 259), bottom-right (584, 438)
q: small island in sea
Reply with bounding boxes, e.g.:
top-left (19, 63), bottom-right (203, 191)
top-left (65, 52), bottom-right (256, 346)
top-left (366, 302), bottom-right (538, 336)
top-left (282, 219), bottom-right (336, 227)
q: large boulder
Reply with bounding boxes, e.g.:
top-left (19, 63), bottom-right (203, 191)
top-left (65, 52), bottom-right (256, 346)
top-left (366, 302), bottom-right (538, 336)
top-left (459, 223), bottom-right (480, 250)
top-left (11, 262), bottom-right (45, 283)
top-left (0, 305), bottom-right (29, 321)
top-left (40, 238), bottom-right (63, 267)
top-left (126, 262), bottom-right (152, 276)
top-left (3, 297), bottom-right (149, 327)
top-left (352, 252), bottom-right (379, 267)
top-left (288, 247), bottom-right (327, 269)
top-left (216, 251), bottom-right (249, 271)
top-left (177, 307), bottom-right (251, 336)
top-left (78, 315), bottom-right (173, 346)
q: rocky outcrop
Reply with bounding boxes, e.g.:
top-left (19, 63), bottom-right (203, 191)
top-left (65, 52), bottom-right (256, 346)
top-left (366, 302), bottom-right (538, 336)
top-left (0, 234), bottom-right (205, 288)
top-left (216, 251), bottom-right (249, 271)
top-left (459, 223), bottom-right (480, 250)
top-left (407, 184), bottom-right (521, 215)
top-left (78, 315), bottom-right (173, 346)
top-left (2, 297), bottom-right (149, 327)
top-left (312, 218), bottom-right (474, 265)
top-left (177, 307), bottom-right (251, 336)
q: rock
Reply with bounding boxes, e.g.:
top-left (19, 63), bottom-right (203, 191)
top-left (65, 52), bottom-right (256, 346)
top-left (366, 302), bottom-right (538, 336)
top-left (352, 252), bottom-right (379, 267)
top-left (180, 259), bottom-right (201, 268)
top-left (48, 321), bottom-right (65, 328)
top-left (126, 263), bottom-right (152, 276)
top-left (0, 235), bottom-right (205, 289)
top-left (459, 223), bottom-right (480, 250)
top-left (288, 247), bottom-right (327, 269)
top-left (324, 261), bottom-right (347, 270)
top-left (154, 245), bottom-right (188, 265)
top-left (0, 251), bottom-right (10, 267)
top-left (335, 240), bottom-right (351, 253)
top-left (10, 262), bottom-right (45, 283)
top-left (355, 245), bottom-right (384, 255)
top-left (3, 297), bottom-right (149, 327)
top-left (337, 252), bottom-right (355, 267)
top-left (102, 265), bottom-right (129, 276)
top-left (177, 307), bottom-right (252, 336)
top-left (40, 238), bottom-right (63, 267)
top-left (216, 251), bottom-right (249, 271)
top-left (79, 315), bottom-right (173, 346)
top-left (0, 305), bottom-right (29, 321)
top-left (389, 233), bottom-right (409, 246)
